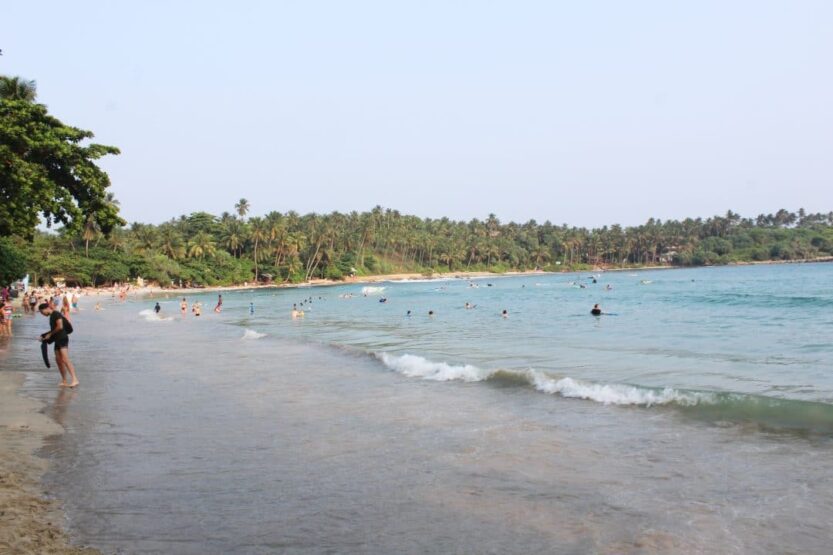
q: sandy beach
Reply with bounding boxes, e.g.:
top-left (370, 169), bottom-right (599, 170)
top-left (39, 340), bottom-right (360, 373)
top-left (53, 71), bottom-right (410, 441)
top-left (0, 372), bottom-right (99, 554)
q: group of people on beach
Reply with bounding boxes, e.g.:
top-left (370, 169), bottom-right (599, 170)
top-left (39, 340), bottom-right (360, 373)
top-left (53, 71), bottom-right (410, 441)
top-left (0, 285), bottom-right (83, 387)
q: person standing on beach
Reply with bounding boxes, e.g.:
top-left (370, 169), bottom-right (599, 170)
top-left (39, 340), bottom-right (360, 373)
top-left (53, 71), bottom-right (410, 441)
top-left (39, 303), bottom-right (79, 388)
top-left (61, 294), bottom-right (72, 321)
top-left (0, 301), bottom-right (7, 336)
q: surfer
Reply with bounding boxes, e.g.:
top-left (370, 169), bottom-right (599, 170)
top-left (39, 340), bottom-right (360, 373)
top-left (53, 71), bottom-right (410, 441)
top-left (39, 303), bottom-right (79, 388)
top-left (591, 304), bottom-right (602, 316)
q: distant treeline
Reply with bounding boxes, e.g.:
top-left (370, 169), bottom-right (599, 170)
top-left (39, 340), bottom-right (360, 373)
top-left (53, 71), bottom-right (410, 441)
top-left (6, 205), bottom-right (833, 287)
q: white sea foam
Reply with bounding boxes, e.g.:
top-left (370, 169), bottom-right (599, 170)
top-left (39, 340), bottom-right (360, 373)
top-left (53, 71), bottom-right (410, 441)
top-left (375, 352), bottom-right (712, 407)
top-left (361, 286), bottom-right (386, 295)
top-left (375, 353), bottom-right (494, 382)
top-left (139, 309), bottom-right (172, 322)
top-left (242, 329), bottom-right (267, 340)
top-left (528, 371), bottom-right (708, 406)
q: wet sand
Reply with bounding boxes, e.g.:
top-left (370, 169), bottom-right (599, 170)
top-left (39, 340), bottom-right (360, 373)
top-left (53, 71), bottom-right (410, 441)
top-left (0, 371), bottom-right (99, 554)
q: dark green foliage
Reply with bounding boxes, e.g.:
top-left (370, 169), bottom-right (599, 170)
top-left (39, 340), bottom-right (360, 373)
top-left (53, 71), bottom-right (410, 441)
top-left (0, 96), bottom-right (123, 238)
top-left (0, 237), bottom-right (28, 285)
top-left (10, 205), bottom-right (833, 287)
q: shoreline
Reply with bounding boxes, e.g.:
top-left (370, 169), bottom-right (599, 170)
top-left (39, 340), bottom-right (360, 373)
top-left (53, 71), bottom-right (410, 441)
top-left (0, 371), bottom-right (99, 554)
top-left (77, 256), bottom-right (833, 299)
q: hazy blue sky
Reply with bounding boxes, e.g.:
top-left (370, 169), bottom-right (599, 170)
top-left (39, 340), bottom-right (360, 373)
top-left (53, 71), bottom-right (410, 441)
top-left (3, 1), bottom-right (832, 227)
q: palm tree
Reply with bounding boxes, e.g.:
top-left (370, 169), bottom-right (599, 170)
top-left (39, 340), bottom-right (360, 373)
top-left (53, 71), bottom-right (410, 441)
top-left (82, 215), bottom-right (99, 257)
top-left (132, 224), bottom-right (158, 255)
top-left (220, 219), bottom-right (245, 257)
top-left (235, 198), bottom-right (250, 219)
top-left (0, 76), bottom-right (37, 101)
top-left (248, 217), bottom-right (269, 281)
top-left (188, 231), bottom-right (216, 259)
top-left (158, 227), bottom-right (186, 259)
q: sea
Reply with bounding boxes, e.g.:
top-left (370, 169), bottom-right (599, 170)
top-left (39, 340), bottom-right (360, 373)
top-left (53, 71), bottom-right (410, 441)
top-left (3, 263), bottom-right (833, 554)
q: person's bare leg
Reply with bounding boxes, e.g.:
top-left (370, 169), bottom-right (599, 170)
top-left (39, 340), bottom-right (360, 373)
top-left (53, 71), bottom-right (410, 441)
top-left (55, 353), bottom-right (68, 386)
top-left (57, 348), bottom-right (79, 387)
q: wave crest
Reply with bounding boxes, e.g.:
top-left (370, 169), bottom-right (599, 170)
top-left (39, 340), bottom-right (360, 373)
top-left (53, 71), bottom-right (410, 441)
top-left (375, 352), bottom-right (492, 382)
top-left (374, 352), bottom-right (709, 407)
top-left (242, 329), bottom-right (267, 340)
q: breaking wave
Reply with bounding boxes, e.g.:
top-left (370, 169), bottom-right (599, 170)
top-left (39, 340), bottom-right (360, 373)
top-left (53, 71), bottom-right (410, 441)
top-left (242, 329), bottom-right (267, 340)
top-left (361, 286), bottom-right (386, 295)
top-left (139, 309), bottom-right (172, 322)
top-left (373, 352), bottom-right (833, 434)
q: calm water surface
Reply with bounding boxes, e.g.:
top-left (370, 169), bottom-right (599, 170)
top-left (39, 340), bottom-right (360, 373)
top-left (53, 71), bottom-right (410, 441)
top-left (2, 263), bottom-right (833, 553)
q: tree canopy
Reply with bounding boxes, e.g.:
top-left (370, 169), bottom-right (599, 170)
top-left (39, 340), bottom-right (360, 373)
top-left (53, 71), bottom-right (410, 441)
top-left (0, 76), bottom-right (123, 239)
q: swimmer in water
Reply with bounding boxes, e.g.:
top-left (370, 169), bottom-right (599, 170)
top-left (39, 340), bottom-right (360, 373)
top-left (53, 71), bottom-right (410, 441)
top-left (154, 302), bottom-right (161, 314)
top-left (249, 302), bottom-right (255, 315)
top-left (502, 309), bottom-right (508, 318)
top-left (428, 310), bottom-right (435, 318)
top-left (180, 298), bottom-right (187, 316)
top-left (591, 304), bottom-right (602, 316)
top-left (406, 310), bottom-right (412, 317)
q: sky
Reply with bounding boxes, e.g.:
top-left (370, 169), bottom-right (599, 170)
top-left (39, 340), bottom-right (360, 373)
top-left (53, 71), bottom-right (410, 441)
top-left (2, 1), bottom-right (832, 228)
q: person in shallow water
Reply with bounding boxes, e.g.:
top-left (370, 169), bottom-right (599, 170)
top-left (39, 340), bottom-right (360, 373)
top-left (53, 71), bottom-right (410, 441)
top-left (154, 302), bottom-right (161, 314)
top-left (591, 304), bottom-right (602, 316)
top-left (215, 294), bottom-right (223, 313)
top-left (502, 309), bottom-right (509, 318)
top-left (39, 302), bottom-right (79, 388)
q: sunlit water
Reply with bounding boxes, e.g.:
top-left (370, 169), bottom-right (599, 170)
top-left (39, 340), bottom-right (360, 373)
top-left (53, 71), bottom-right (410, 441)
top-left (2, 263), bottom-right (833, 553)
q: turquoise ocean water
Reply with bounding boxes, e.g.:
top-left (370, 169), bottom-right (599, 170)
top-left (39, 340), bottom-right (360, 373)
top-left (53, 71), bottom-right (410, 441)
top-left (227, 263), bottom-right (833, 434)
